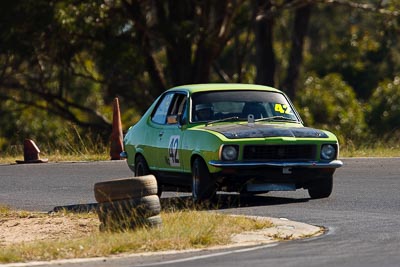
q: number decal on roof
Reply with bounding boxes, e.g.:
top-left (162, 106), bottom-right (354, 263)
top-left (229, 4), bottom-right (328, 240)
top-left (274, 103), bottom-right (292, 114)
top-left (168, 135), bottom-right (180, 167)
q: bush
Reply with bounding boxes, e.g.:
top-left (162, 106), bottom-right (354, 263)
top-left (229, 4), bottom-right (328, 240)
top-left (368, 76), bottom-right (400, 135)
top-left (295, 73), bottom-right (367, 143)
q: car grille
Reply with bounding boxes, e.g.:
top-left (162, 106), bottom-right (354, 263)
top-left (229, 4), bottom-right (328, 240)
top-left (243, 145), bottom-right (316, 161)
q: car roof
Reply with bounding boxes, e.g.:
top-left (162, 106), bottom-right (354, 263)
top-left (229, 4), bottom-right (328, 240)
top-left (168, 83), bottom-right (283, 94)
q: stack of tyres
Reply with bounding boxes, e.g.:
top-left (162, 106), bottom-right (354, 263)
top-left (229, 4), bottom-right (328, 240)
top-left (94, 175), bottom-right (162, 231)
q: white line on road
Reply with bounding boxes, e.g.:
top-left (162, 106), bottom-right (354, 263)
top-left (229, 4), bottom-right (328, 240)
top-left (138, 243), bottom-right (279, 266)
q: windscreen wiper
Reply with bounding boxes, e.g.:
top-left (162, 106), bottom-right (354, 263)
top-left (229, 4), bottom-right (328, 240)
top-left (256, 116), bottom-right (298, 122)
top-left (205, 116), bottom-right (240, 126)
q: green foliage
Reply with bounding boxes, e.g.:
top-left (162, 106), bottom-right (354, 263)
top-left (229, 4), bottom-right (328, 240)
top-left (1, 0), bottom-right (400, 153)
top-left (0, 0), bottom-right (114, 150)
top-left (296, 74), bottom-right (367, 142)
top-left (368, 77), bottom-right (400, 135)
top-left (0, 105), bottom-right (109, 161)
top-left (305, 4), bottom-right (400, 100)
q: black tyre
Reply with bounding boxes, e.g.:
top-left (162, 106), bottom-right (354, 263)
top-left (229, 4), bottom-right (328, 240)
top-left (192, 157), bottom-right (216, 202)
top-left (135, 155), bottom-right (151, 176)
top-left (97, 195), bottom-right (161, 231)
top-left (308, 176), bottom-right (333, 199)
top-left (135, 155), bottom-right (162, 197)
top-left (94, 175), bottom-right (158, 203)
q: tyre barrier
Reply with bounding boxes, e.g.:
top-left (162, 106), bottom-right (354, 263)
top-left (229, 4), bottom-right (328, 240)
top-left (94, 175), bottom-right (158, 203)
top-left (94, 175), bottom-right (162, 232)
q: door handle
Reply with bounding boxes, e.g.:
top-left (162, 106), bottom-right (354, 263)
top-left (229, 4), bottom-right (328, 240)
top-left (159, 131), bottom-right (164, 137)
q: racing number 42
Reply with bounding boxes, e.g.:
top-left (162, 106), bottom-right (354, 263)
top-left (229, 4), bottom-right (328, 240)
top-left (168, 135), bottom-right (180, 167)
top-left (274, 103), bottom-right (292, 114)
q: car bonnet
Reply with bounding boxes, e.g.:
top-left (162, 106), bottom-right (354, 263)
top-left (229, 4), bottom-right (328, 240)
top-left (203, 124), bottom-right (329, 139)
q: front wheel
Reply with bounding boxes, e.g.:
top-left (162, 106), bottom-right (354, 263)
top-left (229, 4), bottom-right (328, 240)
top-left (307, 176), bottom-right (333, 199)
top-left (135, 155), bottom-right (150, 176)
top-left (192, 158), bottom-right (216, 202)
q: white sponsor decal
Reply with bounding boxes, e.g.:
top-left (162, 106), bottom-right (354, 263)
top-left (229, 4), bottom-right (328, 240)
top-left (168, 135), bottom-right (180, 166)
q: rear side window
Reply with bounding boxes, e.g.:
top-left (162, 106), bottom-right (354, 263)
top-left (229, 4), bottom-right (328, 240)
top-left (151, 92), bottom-right (187, 124)
top-left (152, 93), bottom-right (174, 124)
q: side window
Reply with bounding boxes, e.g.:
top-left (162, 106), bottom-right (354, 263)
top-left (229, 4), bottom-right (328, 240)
top-left (152, 93), bottom-right (174, 124)
top-left (167, 94), bottom-right (187, 124)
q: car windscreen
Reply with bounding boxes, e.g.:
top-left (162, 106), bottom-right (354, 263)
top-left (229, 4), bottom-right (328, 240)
top-left (191, 90), bottom-right (299, 122)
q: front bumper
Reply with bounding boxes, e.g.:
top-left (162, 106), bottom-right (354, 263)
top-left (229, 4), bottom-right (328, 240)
top-left (209, 160), bottom-right (343, 169)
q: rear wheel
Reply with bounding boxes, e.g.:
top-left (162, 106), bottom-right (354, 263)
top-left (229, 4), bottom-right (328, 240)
top-left (135, 155), bottom-right (162, 197)
top-left (192, 157), bottom-right (216, 202)
top-left (308, 176), bottom-right (333, 199)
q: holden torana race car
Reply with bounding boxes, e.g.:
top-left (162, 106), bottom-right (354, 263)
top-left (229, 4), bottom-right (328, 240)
top-left (121, 83), bottom-right (343, 201)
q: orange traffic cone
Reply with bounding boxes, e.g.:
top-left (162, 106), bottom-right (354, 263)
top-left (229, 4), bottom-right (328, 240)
top-left (16, 139), bottom-right (48, 164)
top-left (110, 97), bottom-right (124, 160)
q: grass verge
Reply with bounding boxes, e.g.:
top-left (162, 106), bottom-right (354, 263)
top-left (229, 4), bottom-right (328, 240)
top-left (0, 206), bottom-right (273, 264)
top-left (340, 146), bottom-right (400, 157)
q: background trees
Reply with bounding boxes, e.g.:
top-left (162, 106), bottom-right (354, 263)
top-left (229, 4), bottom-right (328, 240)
top-left (1, 0), bottom-right (399, 151)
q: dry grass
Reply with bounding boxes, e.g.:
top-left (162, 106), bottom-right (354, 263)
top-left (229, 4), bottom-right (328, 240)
top-left (0, 151), bottom-right (110, 164)
top-left (339, 136), bottom-right (400, 158)
top-left (340, 146), bottom-right (400, 157)
top-left (0, 207), bottom-right (273, 264)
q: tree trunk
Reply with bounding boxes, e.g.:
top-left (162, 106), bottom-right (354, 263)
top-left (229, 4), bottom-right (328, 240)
top-left (192, 0), bottom-right (236, 83)
top-left (121, 0), bottom-right (166, 94)
top-left (193, 41), bottom-right (215, 83)
top-left (254, 0), bottom-right (275, 87)
top-left (156, 1), bottom-right (194, 86)
top-left (283, 4), bottom-right (312, 99)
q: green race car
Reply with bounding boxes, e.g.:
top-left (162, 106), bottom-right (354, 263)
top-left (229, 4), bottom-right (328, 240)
top-left (122, 84), bottom-right (343, 201)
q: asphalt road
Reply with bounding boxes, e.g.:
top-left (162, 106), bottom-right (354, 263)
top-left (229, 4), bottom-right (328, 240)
top-left (0, 158), bottom-right (399, 267)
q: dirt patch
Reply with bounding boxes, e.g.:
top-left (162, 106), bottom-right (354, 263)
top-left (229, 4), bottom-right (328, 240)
top-left (0, 212), bottom-right (99, 247)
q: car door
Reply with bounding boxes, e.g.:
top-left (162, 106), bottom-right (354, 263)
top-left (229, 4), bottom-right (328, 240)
top-left (147, 92), bottom-right (175, 170)
top-left (156, 92), bottom-right (188, 174)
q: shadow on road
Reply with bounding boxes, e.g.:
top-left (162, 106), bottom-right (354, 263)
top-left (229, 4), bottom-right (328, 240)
top-left (160, 193), bottom-right (310, 212)
top-left (50, 193), bottom-right (309, 214)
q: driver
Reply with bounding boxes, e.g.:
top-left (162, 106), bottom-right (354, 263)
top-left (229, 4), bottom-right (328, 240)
top-left (195, 103), bottom-right (213, 121)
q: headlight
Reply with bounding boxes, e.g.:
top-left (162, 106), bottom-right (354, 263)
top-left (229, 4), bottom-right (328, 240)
top-left (321, 144), bottom-right (336, 160)
top-left (221, 145), bottom-right (238, 161)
